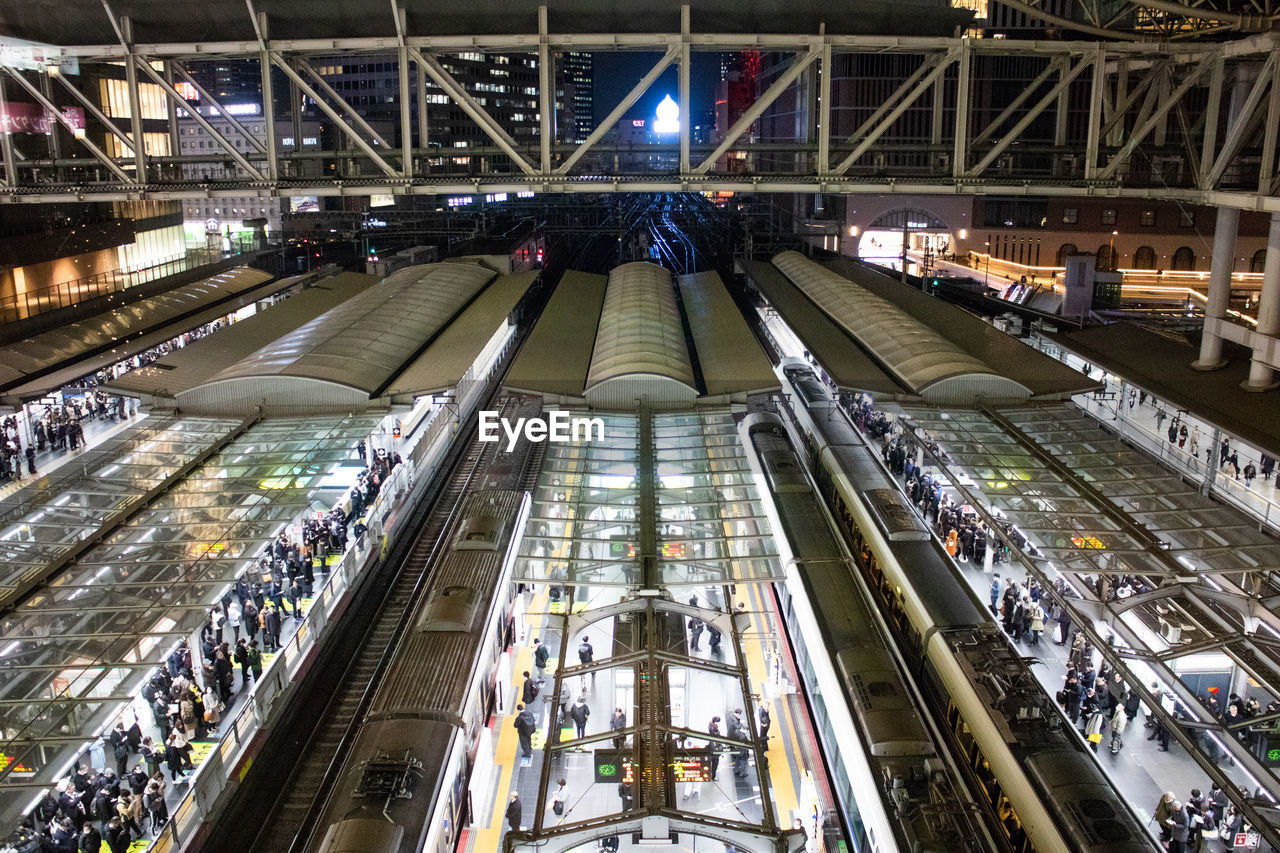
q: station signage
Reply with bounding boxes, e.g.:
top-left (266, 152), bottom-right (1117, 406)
top-left (0, 103), bottom-right (85, 135)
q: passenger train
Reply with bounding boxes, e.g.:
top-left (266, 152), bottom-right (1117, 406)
top-left (740, 412), bottom-right (994, 853)
top-left (768, 358), bottom-right (1155, 853)
top-left (310, 487), bottom-right (530, 853)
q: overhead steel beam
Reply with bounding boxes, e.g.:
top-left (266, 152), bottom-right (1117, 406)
top-left (255, 14), bottom-right (280, 182)
top-left (679, 5), bottom-right (691, 175)
top-left (967, 54), bottom-right (1092, 177)
top-left (416, 60), bottom-right (428, 151)
top-left (171, 62), bottom-right (268, 155)
top-left (1198, 55), bottom-right (1225, 188)
top-left (270, 52), bottom-right (400, 178)
top-left (555, 46), bottom-right (678, 176)
top-left (972, 58), bottom-right (1062, 147)
top-left (1257, 54), bottom-right (1280, 194)
top-left (1097, 53), bottom-right (1216, 180)
top-left (538, 5), bottom-right (553, 173)
top-left (817, 42), bottom-right (833, 175)
top-left (50, 69), bottom-right (138, 157)
top-left (1084, 46), bottom-right (1106, 179)
top-left (953, 40), bottom-right (971, 177)
top-left (134, 56), bottom-right (266, 181)
top-left (392, 2), bottom-right (413, 177)
top-left (119, 16), bottom-right (148, 180)
top-left (3, 68), bottom-right (133, 184)
top-left (50, 31), bottom-right (1254, 60)
top-left (695, 43), bottom-right (822, 174)
top-left (409, 46), bottom-right (537, 176)
top-left (835, 46), bottom-right (958, 175)
top-left (295, 56), bottom-right (394, 152)
top-left (0, 74), bottom-right (16, 187)
top-left (1206, 52), bottom-right (1277, 188)
top-left (1098, 60), bottom-right (1166, 141)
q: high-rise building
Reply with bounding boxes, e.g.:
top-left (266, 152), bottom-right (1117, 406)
top-left (562, 51), bottom-right (594, 143)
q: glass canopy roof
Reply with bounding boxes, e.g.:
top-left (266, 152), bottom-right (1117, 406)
top-left (0, 414), bottom-right (377, 819)
top-left (895, 401), bottom-right (1280, 793)
top-left (0, 416), bottom-right (240, 608)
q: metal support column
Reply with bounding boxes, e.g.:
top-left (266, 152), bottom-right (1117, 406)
top-left (952, 40), bottom-right (971, 177)
top-left (1084, 46), bottom-right (1105, 179)
top-left (416, 61), bottom-right (428, 153)
top-left (258, 15), bottom-right (279, 182)
top-left (538, 5), bottom-right (553, 174)
top-left (163, 61), bottom-right (180, 173)
top-left (679, 4), bottom-right (690, 175)
top-left (40, 72), bottom-right (63, 172)
top-left (1242, 212), bottom-right (1280, 391)
top-left (1193, 207), bottom-right (1239, 370)
top-left (121, 17), bottom-right (148, 181)
top-left (394, 4), bottom-right (412, 177)
top-left (817, 42), bottom-right (832, 175)
top-left (0, 73), bottom-right (17, 187)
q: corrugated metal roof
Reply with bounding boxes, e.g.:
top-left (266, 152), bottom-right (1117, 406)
top-left (177, 262), bottom-right (494, 413)
top-left (386, 271), bottom-right (536, 399)
top-left (586, 262), bottom-right (695, 392)
top-left (677, 271), bottom-right (778, 397)
top-left (773, 252), bottom-right (1029, 402)
top-left (107, 272), bottom-right (379, 403)
top-left (0, 266), bottom-right (274, 393)
top-left (504, 271), bottom-right (606, 397)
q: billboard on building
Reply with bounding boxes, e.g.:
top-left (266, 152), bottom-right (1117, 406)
top-left (0, 103), bottom-right (85, 135)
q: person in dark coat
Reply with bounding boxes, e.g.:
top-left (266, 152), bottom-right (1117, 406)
top-left (521, 671), bottom-right (539, 705)
top-left (609, 708), bottom-right (627, 749)
top-left (78, 823), bottom-right (102, 853)
top-left (513, 703), bottom-right (536, 757)
top-left (505, 793), bottom-right (522, 831)
top-left (533, 638), bottom-right (549, 675)
top-left (568, 696), bottom-right (590, 739)
top-left (104, 816), bottom-right (131, 853)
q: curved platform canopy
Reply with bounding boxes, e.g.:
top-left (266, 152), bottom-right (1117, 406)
top-left (0, 0), bottom-right (972, 46)
top-left (176, 261), bottom-right (495, 415)
top-left (772, 251), bottom-right (1032, 405)
top-left (585, 262), bottom-right (697, 409)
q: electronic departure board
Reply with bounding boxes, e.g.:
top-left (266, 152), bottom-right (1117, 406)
top-left (592, 750), bottom-right (712, 783)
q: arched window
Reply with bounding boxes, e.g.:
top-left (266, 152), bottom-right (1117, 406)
top-left (1056, 243), bottom-right (1078, 266)
top-left (1253, 249), bottom-right (1268, 274)
top-left (1096, 244), bottom-right (1117, 271)
top-left (1172, 246), bottom-right (1196, 271)
top-left (1133, 246), bottom-right (1157, 269)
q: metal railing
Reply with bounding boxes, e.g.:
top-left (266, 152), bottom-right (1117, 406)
top-left (140, 452), bottom-right (418, 853)
top-left (0, 238), bottom-right (257, 326)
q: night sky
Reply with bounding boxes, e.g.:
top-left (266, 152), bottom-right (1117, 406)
top-left (593, 52), bottom-right (723, 129)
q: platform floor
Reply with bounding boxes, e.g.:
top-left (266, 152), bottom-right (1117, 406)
top-left (459, 581), bottom-right (826, 853)
top-left (881, 398), bottom-right (1266, 851)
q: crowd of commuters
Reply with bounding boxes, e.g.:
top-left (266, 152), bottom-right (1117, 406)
top-left (840, 386), bottom-right (1269, 849)
top-left (4, 441), bottom-right (403, 851)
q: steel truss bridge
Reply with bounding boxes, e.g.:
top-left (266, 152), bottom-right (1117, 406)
top-left (0, 4), bottom-right (1278, 211)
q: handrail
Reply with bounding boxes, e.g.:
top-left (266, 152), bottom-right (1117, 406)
top-left (0, 238), bottom-right (258, 326)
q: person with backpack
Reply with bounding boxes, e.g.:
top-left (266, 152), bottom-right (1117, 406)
top-left (577, 636), bottom-right (594, 687)
top-left (246, 640), bottom-right (263, 684)
top-left (512, 703), bottom-right (536, 757)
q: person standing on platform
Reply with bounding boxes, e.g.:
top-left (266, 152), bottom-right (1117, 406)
top-left (617, 781), bottom-right (634, 811)
top-left (505, 793), bottom-right (522, 832)
top-left (533, 638), bottom-right (549, 676)
top-left (513, 703), bottom-right (536, 757)
top-left (569, 695), bottom-right (590, 739)
top-left (521, 671), bottom-right (540, 706)
top-left (610, 708), bottom-right (627, 749)
top-left (758, 706), bottom-right (771, 744)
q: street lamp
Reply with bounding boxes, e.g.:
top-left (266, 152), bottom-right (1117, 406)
top-left (1109, 230), bottom-right (1118, 271)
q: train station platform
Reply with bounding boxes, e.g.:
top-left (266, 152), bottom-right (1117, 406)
top-left (0, 412), bottom-right (380, 828)
top-left (459, 409), bottom-right (835, 852)
top-left (1031, 331), bottom-right (1280, 534)
top-left (864, 395), bottom-right (1280, 846)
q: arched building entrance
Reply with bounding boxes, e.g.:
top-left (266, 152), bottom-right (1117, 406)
top-left (856, 208), bottom-right (955, 274)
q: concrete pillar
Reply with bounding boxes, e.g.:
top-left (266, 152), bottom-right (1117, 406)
top-left (1192, 206), bottom-right (1240, 369)
top-left (1242, 212), bottom-right (1280, 391)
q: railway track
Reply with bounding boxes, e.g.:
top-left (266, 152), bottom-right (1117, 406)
top-left (254, 406), bottom-right (502, 853)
